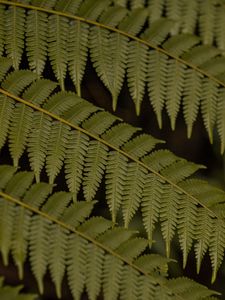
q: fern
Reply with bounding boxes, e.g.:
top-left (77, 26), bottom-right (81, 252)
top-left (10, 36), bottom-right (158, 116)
top-left (1, 1), bottom-right (225, 148)
top-left (0, 164), bottom-right (218, 299)
top-left (0, 1), bottom-right (225, 298)
top-left (1, 63), bottom-right (225, 287)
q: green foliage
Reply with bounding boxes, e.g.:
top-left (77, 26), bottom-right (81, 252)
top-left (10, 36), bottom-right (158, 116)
top-left (0, 0), bottom-right (224, 299)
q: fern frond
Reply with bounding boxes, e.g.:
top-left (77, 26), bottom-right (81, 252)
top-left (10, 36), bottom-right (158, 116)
top-left (180, 0), bottom-right (198, 34)
top-left (1, 1), bottom-right (225, 146)
top-left (162, 34), bottom-right (199, 57)
top-left (182, 69), bottom-right (203, 138)
top-left (48, 15), bottom-right (68, 90)
top-left (199, 0), bottom-right (215, 46)
top-left (2, 69), bottom-right (225, 281)
top-left (26, 10), bottom-right (48, 76)
top-left (5, 6), bottom-right (25, 69)
top-left (0, 165), bottom-right (217, 300)
top-left (68, 20), bottom-right (89, 96)
top-left (127, 40), bottom-right (147, 115)
top-left (147, 50), bottom-right (168, 129)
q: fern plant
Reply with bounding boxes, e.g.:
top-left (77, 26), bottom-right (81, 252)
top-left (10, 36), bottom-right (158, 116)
top-left (0, 0), bottom-right (225, 299)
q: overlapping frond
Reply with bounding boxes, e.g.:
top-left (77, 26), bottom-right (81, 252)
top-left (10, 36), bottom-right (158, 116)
top-left (0, 164), bottom-right (217, 300)
top-left (1, 1), bottom-right (225, 149)
top-left (2, 65), bottom-right (225, 283)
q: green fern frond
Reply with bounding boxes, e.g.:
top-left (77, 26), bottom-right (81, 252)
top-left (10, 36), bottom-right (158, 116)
top-left (0, 164), bottom-right (217, 300)
top-left (2, 68), bottom-right (225, 281)
top-left (2, 1), bottom-right (225, 145)
top-left (1, 69), bottom-right (225, 280)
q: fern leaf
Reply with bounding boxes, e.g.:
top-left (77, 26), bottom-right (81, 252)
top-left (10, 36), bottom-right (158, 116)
top-left (194, 208), bottom-right (213, 274)
top-left (0, 58), bottom-right (12, 83)
top-left (122, 162), bottom-right (146, 228)
top-left (86, 244), bottom-right (104, 300)
top-left (127, 41), bottom-right (148, 115)
top-left (99, 6), bottom-right (128, 27)
top-left (48, 15), bottom-right (68, 90)
top-left (181, 45), bottom-right (220, 66)
top-left (178, 195), bottom-right (197, 268)
top-left (49, 225), bottom-right (67, 298)
top-left (108, 32), bottom-right (128, 110)
top-left (65, 131), bottom-right (89, 201)
top-left (31, 0), bottom-right (57, 9)
top-left (78, 0), bottom-right (110, 21)
top-left (23, 182), bottom-right (53, 208)
top-left (26, 10), bottom-right (48, 76)
top-left (148, 50), bottom-right (168, 129)
top-left (78, 217), bottom-right (112, 238)
top-left (90, 27), bottom-right (127, 111)
top-left (90, 27), bottom-right (113, 91)
top-left (142, 173), bottom-right (164, 247)
top-left (27, 113), bottom-right (52, 182)
top-left (83, 140), bottom-right (108, 201)
top-left (0, 199), bottom-right (15, 265)
top-left (42, 191), bottom-right (72, 218)
top-left (67, 234), bottom-right (87, 300)
top-left (165, 0), bottom-right (181, 35)
top-left (201, 79), bottom-right (218, 143)
top-left (29, 215), bottom-right (50, 294)
top-left (201, 57), bottom-right (225, 77)
top-left (119, 8), bottom-right (148, 36)
top-left (142, 18), bottom-right (174, 46)
top-left (5, 171), bottom-right (34, 198)
top-left (63, 100), bottom-right (99, 125)
top-left (5, 6), bottom-right (25, 69)
top-left (215, 8), bottom-right (225, 54)
top-left (216, 88), bottom-right (225, 153)
top-left (160, 185), bottom-right (180, 257)
top-left (130, 0), bottom-right (145, 9)
top-left (68, 21), bottom-right (89, 96)
top-left (54, 0), bottom-right (82, 14)
top-left (135, 254), bottom-right (170, 277)
top-left (45, 122), bottom-right (70, 184)
top-left (11, 206), bottom-right (31, 279)
top-left (180, 0), bottom-right (198, 34)
top-left (182, 69), bottom-right (203, 138)
top-left (142, 149), bottom-right (179, 172)
top-left (199, 0), bottom-right (215, 45)
top-left (139, 276), bottom-right (156, 299)
top-left (123, 133), bottom-right (163, 159)
top-left (148, 0), bottom-right (164, 23)
top-left (160, 160), bottom-right (204, 183)
top-left (60, 201), bottom-right (95, 228)
top-left (167, 277), bottom-right (217, 300)
top-left (102, 123), bottom-right (139, 148)
top-left (103, 255), bottom-right (123, 300)
top-left (82, 111), bottom-right (118, 136)
top-left (120, 266), bottom-right (139, 300)
top-left (209, 219), bottom-right (225, 283)
top-left (9, 103), bottom-right (33, 167)
top-left (166, 59), bottom-right (185, 130)
top-left (105, 151), bottom-right (128, 223)
top-left (163, 34), bottom-right (199, 57)
top-left (116, 237), bottom-right (147, 260)
top-left (2, 70), bottom-right (36, 94)
top-left (0, 165), bottom-right (17, 189)
top-left (0, 95), bottom-right (14, 150)
top-left (98, 227), bottom-right (134, 249)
